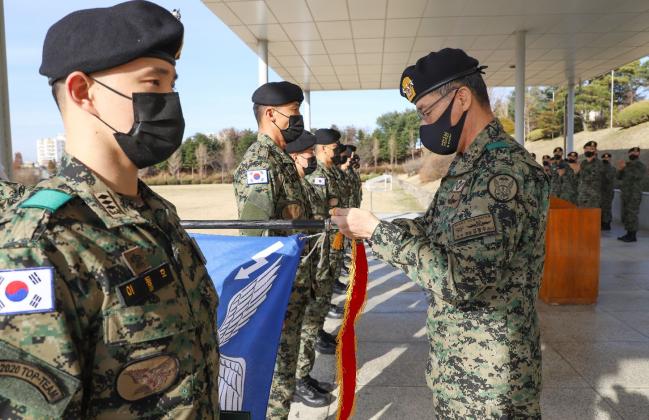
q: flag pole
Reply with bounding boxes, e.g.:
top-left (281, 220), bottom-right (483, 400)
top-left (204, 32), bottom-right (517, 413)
top-left (180, 219), bottom-right (328, 231)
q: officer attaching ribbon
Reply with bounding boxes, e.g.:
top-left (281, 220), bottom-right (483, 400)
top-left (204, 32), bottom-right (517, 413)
top-left (336, 240), bottom-right (369, 420)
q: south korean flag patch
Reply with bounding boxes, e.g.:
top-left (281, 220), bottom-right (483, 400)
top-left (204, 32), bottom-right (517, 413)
top-left (0, 267), bottom-right (55, 315)
top-left (246, 169), bottom-right (269, 185)
top-left (313, 177), bottom-right (326, 186)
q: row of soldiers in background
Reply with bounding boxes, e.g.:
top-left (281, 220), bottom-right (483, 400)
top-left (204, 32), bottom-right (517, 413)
top-left (539, 142), bottom-right (646, 243)
top-left (232, 80), bottom-right (363, 417)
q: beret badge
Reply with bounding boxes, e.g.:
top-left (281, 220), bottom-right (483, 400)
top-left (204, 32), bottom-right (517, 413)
top-left (402, 76), bottom-right (416, 102)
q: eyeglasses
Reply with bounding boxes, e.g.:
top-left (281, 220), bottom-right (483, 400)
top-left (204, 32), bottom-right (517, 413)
top-left (416, 89), bottom-right (457, 120)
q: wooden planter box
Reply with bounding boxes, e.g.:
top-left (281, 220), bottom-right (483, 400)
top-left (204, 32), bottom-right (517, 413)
top-left (539, 197), bottom-right (600, 305)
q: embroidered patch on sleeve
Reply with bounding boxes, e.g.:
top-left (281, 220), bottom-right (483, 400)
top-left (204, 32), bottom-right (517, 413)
top-left (0, 267), bottom-right (55, 315)
top-left (115, 354), bottom-right (180, 401)
top-left (452, 214), bottom-right (497, 242)
top-left (0, 360), bottom-right (66, 403)
top-left (313, 177), bottom-right (326, 186)
top-left (246, 170), bottom-right (269, 185)
top-left (488, 174), bottom-right (518, 202)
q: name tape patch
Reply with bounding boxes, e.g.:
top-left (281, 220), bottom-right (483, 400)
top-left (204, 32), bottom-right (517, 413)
top-left (0, 360), bottom-right (66, 403)
top-left (0, 267), bottom-right (55, 315)
top-left (116, 263), bottom-right (174, 307)
top-left (246, 170), bottom-right (268, 185)
top-left (452, 214), bottom-right (497, 242)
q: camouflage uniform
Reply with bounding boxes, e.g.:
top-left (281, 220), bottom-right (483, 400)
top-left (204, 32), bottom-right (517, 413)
top-left (600, 162), bottom-right (617, 225)
top-left (233, 133), bottom-right (312, 419)
top-left (296, 178), bottom-right (330, 380)
top-left (557, 167), bottom-right (578, 205)
top-left (369, 120), bottom-right (549, 418)
top-left (347, 167), bottom-right (363, 208)
top-left (0, 154), bottom-right (220, 419)
top-left (0, 181), bottom-right (27, 212)
top-left (577, 158), bottom-right (602, 208)
top-left (618, 159), bottom-right (647, 232)
top-left (549, 164), bottom-right (561, 197)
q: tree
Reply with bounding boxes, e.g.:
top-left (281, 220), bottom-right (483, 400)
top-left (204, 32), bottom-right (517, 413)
top-left (371, 136), bottom-right (380, 168)
top-left (196, 143), bottom-right (209, 179)
top-left (218, 139), bottom-right (236, 182)
top-left (12, 152), bottom-right (23, 171)
top-left (235, 129), bottom-right (257, 161)
top-left (167, 149), bottom-right (182, 180)
top-left (388, 133), bottom-right (396, 169)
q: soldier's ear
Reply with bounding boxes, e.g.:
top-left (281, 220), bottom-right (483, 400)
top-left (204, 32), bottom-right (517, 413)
top-left (65, 72), bottom-right (94, 113)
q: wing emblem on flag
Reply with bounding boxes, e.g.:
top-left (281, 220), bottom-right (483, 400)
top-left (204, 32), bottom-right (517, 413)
top-left (218, 256), bottom-right (283, 410)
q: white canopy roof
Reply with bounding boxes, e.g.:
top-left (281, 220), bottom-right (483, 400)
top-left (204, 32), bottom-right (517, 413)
top-left (202, 0), bottom-right (649, 90)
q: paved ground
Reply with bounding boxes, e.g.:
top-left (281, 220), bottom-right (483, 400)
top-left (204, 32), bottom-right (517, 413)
top-left (289, 221), bottom-right (649, 420)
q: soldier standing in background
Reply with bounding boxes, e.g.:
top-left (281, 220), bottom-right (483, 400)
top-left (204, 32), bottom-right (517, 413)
top-left (0, 2), bottom-right (221, 418)
top-left (557, 161), bottom-right (578, 204)
top-left (618, 147), bottom-right (646, 242)
top-left (233, 81), bottom-right (312, 419)
top-left (284, 131), bottom-right (333, 407)
top-left (600, 152), bottom-right (617, 231)
top-left (577, 140), bottom-right (603, 209)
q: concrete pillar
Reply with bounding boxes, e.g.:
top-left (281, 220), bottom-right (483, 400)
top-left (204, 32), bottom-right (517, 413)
top-left (0, 1), bottom-right (12, 179)
top-left (514, 30), bottom-right (526, 145)
top-left (303, 90), bottom-right (311, 131)
top-left (257, 39), bottom-right (268, 86)
top-left (566, 83), bottom-right (575, 153)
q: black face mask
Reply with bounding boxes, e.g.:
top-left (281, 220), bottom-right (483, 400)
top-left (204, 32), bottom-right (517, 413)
top-left (339, 155), bottom-right (348, 165)
top-left (419, 92), bottom-right (468, 155)
top-left (303, 156), bottom-right (317, 175)
top-left (92, 79), bottom-right (185, 169)
top-left (273, 109), bottom-right (304, 143)
top-left (602, 159), bottom-right (610, 164)
top-left (629, 154), bottom-right (639, 160)
top-left (584, 151), bottom-right (595, 158)
top-left (553, 154), bottom-right (562, 160)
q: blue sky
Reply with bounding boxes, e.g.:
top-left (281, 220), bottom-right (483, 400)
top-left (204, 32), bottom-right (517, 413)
top-left (6, 0), bottom-right (431, 161)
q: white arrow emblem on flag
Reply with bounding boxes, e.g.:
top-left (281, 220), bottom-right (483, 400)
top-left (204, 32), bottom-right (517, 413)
top-left (234, 241), bottom-right (284, 280)
top-left (0, 267), bottom-right (55, 315)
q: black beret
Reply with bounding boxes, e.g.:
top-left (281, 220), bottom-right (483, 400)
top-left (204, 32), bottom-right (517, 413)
top-left (315, 128), bottom-right (341, 145)
top-left (629, 146), bottom-right (640, 153)
top-left (252, 81), bottom-right (304, 105)
top-left (40, 1), bottom-right (183, 85)
top-left (400, 48), bottom-right (487, 104)
top-left (285, 130), bottom-right (316, 153)
top-left (584, 140), bottom-right (598, 148)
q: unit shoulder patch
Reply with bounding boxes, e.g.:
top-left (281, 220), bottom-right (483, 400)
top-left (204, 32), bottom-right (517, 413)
top-left (313, 177), bottom-right (326, 186)
top-left (0, 267), bottom-right (55, 315)
top-left (246, 169), bottom-right (269, 185)
top-left (488, 173), bottom-right (518, 202)
top-left (0, 360), bottom-right (66, 403)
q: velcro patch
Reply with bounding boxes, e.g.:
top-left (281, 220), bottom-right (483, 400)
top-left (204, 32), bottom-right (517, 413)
top-left (488, 174), bottom-right (518, 202)
top-left (116, 353), bottom-right (180, 402)
top-left (452, 214), bottom-right (497, 242)
top-left (121, 247), bottom-right (151, 276)
top-left (0, 360), bottom-right (66, 403)
top-left (313, 177), bottom-right (326, 186)
top-left (0, 267), bottom-right (55, 315)
top-left (246, 170), bottom-right (268, 185)
top-left (116, 263), bottom-right (174, 307)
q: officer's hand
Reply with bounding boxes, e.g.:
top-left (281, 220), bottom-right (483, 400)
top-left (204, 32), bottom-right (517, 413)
top-left (330, 208), bottom-right (380, 239)
top-left (617, 160), bottom-right (626, 170)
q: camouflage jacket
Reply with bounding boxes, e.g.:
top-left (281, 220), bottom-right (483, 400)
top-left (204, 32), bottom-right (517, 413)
top-left (332, 166), bottom-right (352, 208)
top-left (346, 167), bottom-right (362, 208)
top-left (577, 158), bottom-right (602, 208)
top-left (0, 181), bottom-right (28, 213)
top-left (233, 133), bottom-right (311, 237)
top-left (557, 169), bottom-right (578, 204)
top-left (370, 119), bottom-right (549, 418)
top-left (600, 162), bottom-right (617, 199)
top-left (0, 155), bottom-right (220, 419)
top-left (305, 161), bottom-right (342, 213)
top-left (618, 159), bottom-right (647, 197)
top-left (300, 178), bottom-right (330, 288)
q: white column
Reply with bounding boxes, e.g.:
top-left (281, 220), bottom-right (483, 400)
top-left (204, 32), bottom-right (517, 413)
top-left (0, 0), bottom-right (12, 179)
top-left (257, 39), bottom-right (268, 86)
top-left (303, 90), bottom-right (311, 131)
top-left (566, 83), bottom-right (575, 153)
top-left (514, 30), bottom-right (526, 146)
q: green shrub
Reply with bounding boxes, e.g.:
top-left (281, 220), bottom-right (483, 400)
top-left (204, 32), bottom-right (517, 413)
top-left (527, 128), bottom-right (547, 142)
top-left (617, 101), bottom-right (649, 128)
top-left (500, 117), bottom-right (515, 135)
